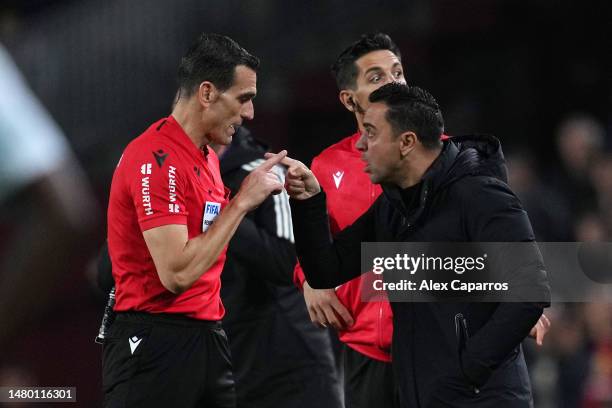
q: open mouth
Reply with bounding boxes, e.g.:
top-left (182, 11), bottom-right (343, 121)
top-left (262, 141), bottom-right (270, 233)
top-left (361, 157), bottom-right (369, 171)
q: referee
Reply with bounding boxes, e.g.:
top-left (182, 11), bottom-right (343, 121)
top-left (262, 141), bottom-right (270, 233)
top-left (103, 33), bottom-right (286, 408)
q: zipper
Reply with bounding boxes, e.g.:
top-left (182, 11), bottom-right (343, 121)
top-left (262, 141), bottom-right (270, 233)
top-left (454, 313), bottom-right (480, 395)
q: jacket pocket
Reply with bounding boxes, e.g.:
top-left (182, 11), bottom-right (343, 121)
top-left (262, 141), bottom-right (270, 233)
top-left (454, 313), bottom-right (481, 396)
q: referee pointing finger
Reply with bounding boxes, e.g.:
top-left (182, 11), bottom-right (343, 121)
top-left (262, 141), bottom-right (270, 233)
top-left (104, 34), bottom-right (273, 408)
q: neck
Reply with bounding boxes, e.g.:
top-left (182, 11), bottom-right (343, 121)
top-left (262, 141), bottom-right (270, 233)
top-left (212, 144), bottom-right (227, 156)
top-left (397, 146), bottom-right (442, 189)
top-left (171, 97), bottom-right (211, 148)
top-left (354, 111), bottom-right (366, 134)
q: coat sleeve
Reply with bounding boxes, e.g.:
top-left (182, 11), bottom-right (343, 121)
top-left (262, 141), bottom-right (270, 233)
top-left (459, 177), bottom-right (551, 386)
top-left (291, 154), bottom-right (343, 291)
top-left (226, 166), bottom-right (296, 286)
top-left (290, 189), bottom-right (377, 289)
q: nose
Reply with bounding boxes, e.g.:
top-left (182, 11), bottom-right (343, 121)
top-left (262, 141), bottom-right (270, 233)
top-left (355, 132), bottom-right (367, 152)
top-left (241, 100), bottom-right (254, 121)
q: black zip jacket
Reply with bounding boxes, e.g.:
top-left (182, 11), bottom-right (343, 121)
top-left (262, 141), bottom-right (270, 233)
top-left (220, 127), bottom-right (342, 408)
top-left (291, 135), bottom-right (550, 408)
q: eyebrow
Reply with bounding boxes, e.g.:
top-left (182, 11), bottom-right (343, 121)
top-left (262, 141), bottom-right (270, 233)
top-left (363, 122), bottom-right (376, 131)
top-left (239, 91), bottom-right (257, 100)
top-left (363, 62), bottom-right (402, 77)
top-left (364, 67), bottom-right (383, 76)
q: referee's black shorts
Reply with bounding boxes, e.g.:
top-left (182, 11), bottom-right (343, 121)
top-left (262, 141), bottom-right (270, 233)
top-left (102, 312), bottom-right (235, 408)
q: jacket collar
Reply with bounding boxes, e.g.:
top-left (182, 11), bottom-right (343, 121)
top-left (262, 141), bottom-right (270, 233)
top-left (381, 134), bottom-right (506, 228)
top-left (381, 140), bottom-right (459, 226)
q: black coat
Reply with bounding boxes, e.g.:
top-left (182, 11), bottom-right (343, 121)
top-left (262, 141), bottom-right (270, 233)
top-left (291, 135), bottom-right (550, 408)
top-left (220, 127), bottom-right (342, 408)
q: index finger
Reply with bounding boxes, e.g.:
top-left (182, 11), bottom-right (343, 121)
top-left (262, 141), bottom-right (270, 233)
top-left (258, 150), bottom-right (287, 172)
top-left (263, 152), bottom-right (303, 169)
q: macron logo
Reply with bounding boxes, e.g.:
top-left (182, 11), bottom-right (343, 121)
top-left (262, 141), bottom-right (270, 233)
top-left (129, 336), bottom-right (143, 354)
top-left (333, 171), bottom-right (344, 189)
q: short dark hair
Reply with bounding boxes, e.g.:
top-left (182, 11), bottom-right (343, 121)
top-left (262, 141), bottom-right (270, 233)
top-left (177, 33), bottom-right (259, 97)
top-left (369, 83), bottom-right (444, 149)
top-left (331, 32), bottom-right (401, 91)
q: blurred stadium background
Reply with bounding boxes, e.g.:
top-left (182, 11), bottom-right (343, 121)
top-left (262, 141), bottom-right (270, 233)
top-left (0, 0), bottom-right (610, 406)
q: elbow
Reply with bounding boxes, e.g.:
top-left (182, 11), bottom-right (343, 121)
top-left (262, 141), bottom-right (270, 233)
top-left (159, 270), bottom-right (192, 295)
top-left (158, 256), bottom-right (217, 294)
top-left (162, 282), bottom-right (188, 295)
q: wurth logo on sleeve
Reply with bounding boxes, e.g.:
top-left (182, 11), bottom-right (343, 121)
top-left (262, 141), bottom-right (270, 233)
top-left (140, 163), bottom-right (153, 216)
top-left (141, 176), bottom-right (153, 216)
top-left (168, 166), bottom-right (179, 213)
top-left (202, 201), bottom-right (221, 231)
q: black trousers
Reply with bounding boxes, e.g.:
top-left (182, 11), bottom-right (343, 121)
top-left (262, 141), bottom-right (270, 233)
top-left (343, 345), bottom-right (400, 408)
top-left (102, 312), bottom-right (235, 408)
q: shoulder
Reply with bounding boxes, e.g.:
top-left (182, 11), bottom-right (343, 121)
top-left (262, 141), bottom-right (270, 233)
top-left (450, 176), bottom-right (526, 222)
top-left (448, 175), bottom-right (518, 206)
top-left (121, 126), bottom-right (180, 167)
top-left (449, 176), bottom-right (534, 241)
top-left (312, 133), bottom-right (360, 174)
top-left (313, 134), bottom-right (358, 163)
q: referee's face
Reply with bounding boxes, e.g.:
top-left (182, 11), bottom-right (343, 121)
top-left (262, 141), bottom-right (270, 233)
top-left (207, 65), bottom-right (257, 145)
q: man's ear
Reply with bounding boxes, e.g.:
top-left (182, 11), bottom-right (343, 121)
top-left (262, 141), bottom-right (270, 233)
top-left (339, 90), bottom-right (356, 112)
top-left (399, 131), bottom-right (417, 157)
top-left (198, 82), bottom-right (217, 107)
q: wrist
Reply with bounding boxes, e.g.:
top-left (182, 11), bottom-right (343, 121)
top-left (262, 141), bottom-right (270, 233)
top-left (228, 193), bottom-right (251, 215)
top-left (308, 182), bottom-right (321, 197)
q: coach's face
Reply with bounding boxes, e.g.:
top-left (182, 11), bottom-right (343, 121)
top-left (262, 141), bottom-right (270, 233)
top-left (207, 65), bottom-right (257, 145)
top-left (344, 50), bottom-right (405, 114)
top-left (356, 102), bottom-right (403, 185)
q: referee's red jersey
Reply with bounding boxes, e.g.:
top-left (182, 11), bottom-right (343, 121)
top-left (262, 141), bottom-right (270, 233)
top-left (107, 115), bottom-right (230, 320)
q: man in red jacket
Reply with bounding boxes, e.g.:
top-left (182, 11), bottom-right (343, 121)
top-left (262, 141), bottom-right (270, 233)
top-left (294, 33), bottom-right (550, 408)
top-left (294, 32), bottom-right (403, 408)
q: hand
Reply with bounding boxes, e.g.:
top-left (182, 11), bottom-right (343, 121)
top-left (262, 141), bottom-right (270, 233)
top-left (303, 281), bottom-right (354, 330)
top-left (235, 151), bottom-right (287, 211)
top-left (264, 153), bottom-right (321, 200)
top-left (529, 313), bottom-right (551, 346)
